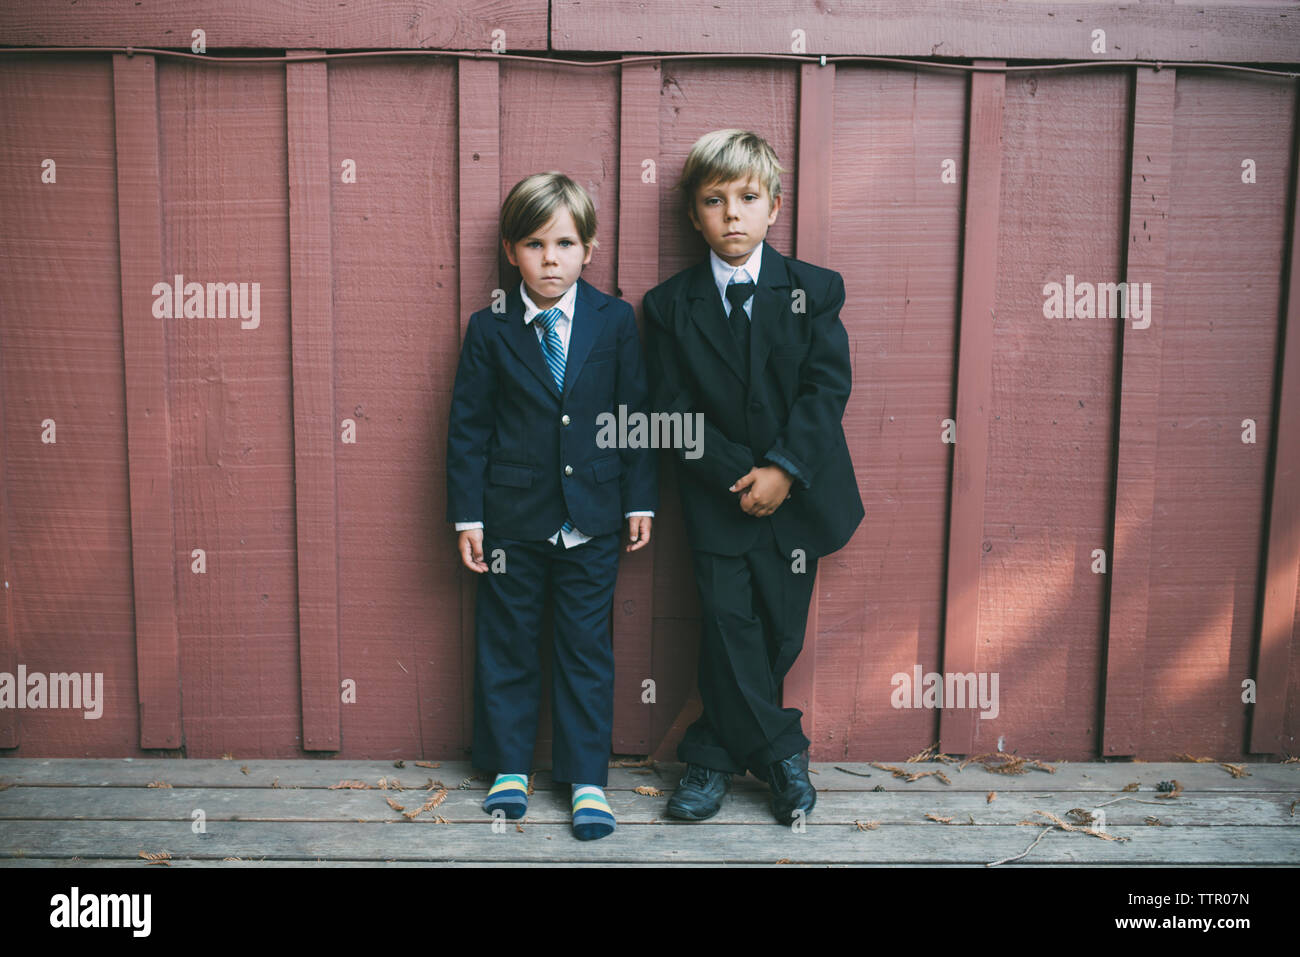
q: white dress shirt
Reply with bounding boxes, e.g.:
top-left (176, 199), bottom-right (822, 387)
top-left (710, 240), bottom-right (763, 319)
top-left (454, 280), bottom-right (654, 548)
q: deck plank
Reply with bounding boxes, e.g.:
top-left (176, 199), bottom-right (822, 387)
top-left (1, 760), bottom-right (1295, 791)
top-left (1, 820), bottom-right (1296, 865)
top-left (1, 786), bottom-right (1296, 827)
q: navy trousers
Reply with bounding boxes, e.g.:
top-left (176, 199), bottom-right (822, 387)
top-left (470, 529), bottom-right (621, 787)
top-left (678, 519), bottom-right (818, 776)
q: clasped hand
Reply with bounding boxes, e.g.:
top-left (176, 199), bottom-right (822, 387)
top-left (730, 465), bottom-right (794, 517)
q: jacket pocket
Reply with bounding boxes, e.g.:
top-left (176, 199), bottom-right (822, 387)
top-left (590, 454), bottom-right (622, 483)
top-left (488, 462), bottom-right (536, 488)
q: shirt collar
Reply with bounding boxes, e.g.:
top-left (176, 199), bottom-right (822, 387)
top-left (521, 279), bottom-right (578, 324)
top-left (710, 241), bottom-right (764, 302)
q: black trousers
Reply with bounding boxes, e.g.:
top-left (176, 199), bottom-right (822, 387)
top-left (678, 519), bottom-right (819, 776)
top-left (471, 530), bottom-right (620, 786)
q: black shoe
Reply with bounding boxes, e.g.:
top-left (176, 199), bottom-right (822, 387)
top-left (767, 749), bottom-right (816, 824)
top-left (666, 763), bottom-right (731, 821)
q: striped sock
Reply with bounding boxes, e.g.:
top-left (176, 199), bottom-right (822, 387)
top-left (483, 772), bottom-right (529, 820)
top-left (571, 784), bottom-right (616, 841)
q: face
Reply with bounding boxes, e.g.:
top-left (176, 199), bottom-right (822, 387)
top-left (503, 206), bottom-right (593, 309)
top-left (688, 175), bottom-right (781, 266)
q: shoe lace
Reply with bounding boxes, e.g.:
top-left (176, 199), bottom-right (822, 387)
top-left (682, 764), bottom-right (712, 789)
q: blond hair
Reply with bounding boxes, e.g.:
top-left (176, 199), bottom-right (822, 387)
top-left (676, 129), bottom-right (787, 210)
top-left (500, 171), bottom-right (598, 250)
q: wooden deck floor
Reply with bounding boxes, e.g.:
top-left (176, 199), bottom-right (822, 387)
top-left (1, 758), bottom-right (1297, 866)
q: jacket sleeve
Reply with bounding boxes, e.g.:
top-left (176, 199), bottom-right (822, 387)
top-left (445, 313), bottom-right (495, 524)
top-left (643, 288), bottom-right (756, 490)
top-left (761, 270), bottom-right (852, 488)
top-left (614, 303), bottom-right (659, 514)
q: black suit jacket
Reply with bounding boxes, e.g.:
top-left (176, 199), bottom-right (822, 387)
top-left (643, 242), bottom-right (863, 559)
top-left (446, 278), bottom-right (657, 540)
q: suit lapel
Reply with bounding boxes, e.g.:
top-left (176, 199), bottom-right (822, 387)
top-left (562, 279), bottom-right (600, 401)
top-left (750, 242), bottom-right (792, 382)
top-left (499, 283), bottom-right (562, 400)
top-left (686, 260), bottom-right (747, 383)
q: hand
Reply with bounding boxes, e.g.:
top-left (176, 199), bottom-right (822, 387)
top-left (730, 465), bottom-right (794, 517)
top-left (626, 515), bottom-right (653, 552)
top-left (457, 528), bottom-right (489, 573)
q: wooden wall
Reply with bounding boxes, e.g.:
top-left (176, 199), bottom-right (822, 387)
top-left (0, 1), bottom-right (1297, 762)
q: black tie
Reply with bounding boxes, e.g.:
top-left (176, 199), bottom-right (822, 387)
top-left (725, 280), bottom-right (754, 364)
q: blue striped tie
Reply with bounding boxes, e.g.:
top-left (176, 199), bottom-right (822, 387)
top-left (534, 307), bottom-right (575, 535)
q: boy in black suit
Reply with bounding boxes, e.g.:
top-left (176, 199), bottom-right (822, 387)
top-left (643, 130), bottom-right (863, 824)
top-left (446, 172), bottom-right (657, 840)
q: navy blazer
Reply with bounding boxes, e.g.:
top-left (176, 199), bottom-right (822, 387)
top-left (643, 243), bottom-right (864, 559)
top-left (446, 277), bottom-right (657, 540)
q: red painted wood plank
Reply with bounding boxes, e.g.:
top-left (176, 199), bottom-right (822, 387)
top-left (286, 50), bottom-right (339, 752)
top-left (821, 64), bottom-right (966, 760)
top-left (0, 1), bottom-right (547, 51)
top-left (112, 54), bottom-right (183, 749)
top-left (939, 60), bottom-right (1004, 756)
top-left (782, 62), bottom-right (835, 748)
top-left (457, 59), bottom-right (500, 756)
top-left (551, 1), bottom-right (1300, 61)
top-left (0, 356), bottom-right (13, 749)
top-left (1133, 72), bottom-right (1293, 759)
top-left (1103, 67), bottom-right (1175, 757)
top-left (1250, 86), bottom-right (1300, 755)
top-left (611, 59), bottom-right (660, 755)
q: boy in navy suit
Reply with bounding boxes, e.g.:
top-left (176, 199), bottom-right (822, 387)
top-left (643, 130), bottom-right (864, 824)
top-left (446, 172), bottom-right (656, 840)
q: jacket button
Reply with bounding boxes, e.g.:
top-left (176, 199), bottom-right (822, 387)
top-left (561, 414), bottom-right (571, 426)
top-left (564, 465), bottom-right (574, 476)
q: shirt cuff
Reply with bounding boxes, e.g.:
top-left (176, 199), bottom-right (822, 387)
top-left (624, 511), bottom-right (655, 518)
top-left (762, 451), bottom-right (809, 490)
top-left (454, 521), bottom-right (484, 531)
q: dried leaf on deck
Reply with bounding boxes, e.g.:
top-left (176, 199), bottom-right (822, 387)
top-left (386, 796), bottom-right (406, 812)
top-left (1031, 809), bottom-right (1129, 842)
top-left (414, 761), bottom-right (441, 769)
top-left (139, 850), bottom-right (171, 861)
top-left (611, 757), bottom-right (656, 768)
top-left (1122, 782), bottom-right (1140, 792)
top-left (240, 766), bottom-right (249, 775)
top-left (871, 762), bottom-right (950, 785)
top-left (1155, 779), bottom-right (1184, 799)
top-left (854, 820), bottom-right (879, 830)
top-left (221, 752), bottom-right (234, 760)
top-left (1066, 808), bottom-right (1096, 825)
top-left (907, 742), bottom-right (958, 764)
top-left (1175, 752), bottom-right (1214, 763)
top-left (1144, 816), bottom-right (1166, 826)
top-left (515, 822), bottom-right (524, 832)
top-left (925, 813), bottom-right (954, 824)
top-left (634, 785), bottom-right (662, 796)
top-left (146, 781), bottom-right (172, 788)
top-left (329, 780), bottom-right (373, 789)
top-left (986, 791), bottom-right (997, 803)
top-left (393, 760), bottom-right (406, 768)
top-left (1220, 763), bottom-right (1250, 779)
